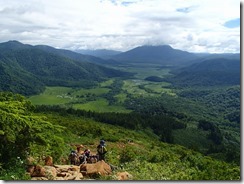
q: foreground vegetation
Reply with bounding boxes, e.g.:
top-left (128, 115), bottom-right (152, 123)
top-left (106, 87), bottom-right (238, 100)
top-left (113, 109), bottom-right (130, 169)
top-left (0, 92), bottom-right (240, 180)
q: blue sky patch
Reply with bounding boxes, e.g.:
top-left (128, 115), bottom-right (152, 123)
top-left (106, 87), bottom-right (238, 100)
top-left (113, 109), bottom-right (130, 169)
top-left (121, 1), bottom-right (134, 6)
top-left (176, 7), bottom-right (191, 13)
top-left (224, 18), bottom-right (240, 28)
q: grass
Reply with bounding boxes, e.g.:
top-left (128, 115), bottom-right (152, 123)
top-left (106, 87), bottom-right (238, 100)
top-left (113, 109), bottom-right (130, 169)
top-left (116, 65), bottom-right (171, 79)
top-left (100, 79), bottom-right (114, 87)
top-left (28, 66), bottom-right (175, 112)
top-left (114, 93), bottom-right (127, 103)
top-left (28, 83), bottom-right (131, 113)
top-left (144, 83), bottom-right (176, 96)
top-left (28, 86), bottom-right (73, 105)
top-left (72, 87), bottom-right (110, 96)
top-left (29, 78), bottom-right (175, 109)
top-left (73, 98), bottom-right (132, 113)
top-left (122, 79), bottom-right (176, 97)
top-left (122, 80), bottom-right (148, 96)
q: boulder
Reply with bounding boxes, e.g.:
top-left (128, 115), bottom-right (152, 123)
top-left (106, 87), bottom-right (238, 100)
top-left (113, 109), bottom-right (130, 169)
top-left (116, 171), bottom-right (133, 180)
top-left (31, 165), bottom-right (46, 177)
top-left (80, 160), bottom-right (112, 177)
top-left (44, 166), bottom-right (57, 180)
top-left (44, 156), bottom-right (53, 166)
top-left (26, 165), bottom-right (35, 175)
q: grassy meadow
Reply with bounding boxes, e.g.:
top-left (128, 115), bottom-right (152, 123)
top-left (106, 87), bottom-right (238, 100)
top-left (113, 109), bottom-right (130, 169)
top-left (29, 66), bottom-right (174, 112)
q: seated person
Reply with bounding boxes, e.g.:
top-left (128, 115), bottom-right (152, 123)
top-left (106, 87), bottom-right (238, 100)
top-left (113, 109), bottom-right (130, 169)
top-left (79, 149), bottom-right (90, 164)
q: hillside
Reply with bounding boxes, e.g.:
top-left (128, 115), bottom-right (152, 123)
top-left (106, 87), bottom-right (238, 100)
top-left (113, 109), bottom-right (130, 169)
top-left (35, 45), bottom-right (116, 65)
top-left (112, 45), bottom-right (199, 65)
top-left (167, 58), bottom-right (240, 87)
top-left (0, 41), bottom-right (132, 95)
top-left (0, 92), bottom-right (240, 180)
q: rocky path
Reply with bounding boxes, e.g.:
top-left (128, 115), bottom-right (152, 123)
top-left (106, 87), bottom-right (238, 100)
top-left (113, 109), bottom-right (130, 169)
top-left (27, 158), bottom-right (132, 180)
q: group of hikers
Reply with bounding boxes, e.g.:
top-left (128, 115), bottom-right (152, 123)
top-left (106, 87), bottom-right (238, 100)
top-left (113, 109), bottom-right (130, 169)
top-left (69, 140), bottom-right (107, 165)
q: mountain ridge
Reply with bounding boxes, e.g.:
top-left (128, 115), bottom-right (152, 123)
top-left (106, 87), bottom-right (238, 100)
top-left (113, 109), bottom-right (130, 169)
top-left (75, 49), bottom-right (122, 59)
top-left (111, 45), bottom-right (199, 65)
top-left (168, 57), bottom-right (240, 87)
top-left (0, 41), bottom-right (132, 95)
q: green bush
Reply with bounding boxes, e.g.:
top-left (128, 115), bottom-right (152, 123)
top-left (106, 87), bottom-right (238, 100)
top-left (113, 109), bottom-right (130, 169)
top-left (0, 92), bottom-right (65, 170)
top-left (0, 157), bottom-right (31, 180)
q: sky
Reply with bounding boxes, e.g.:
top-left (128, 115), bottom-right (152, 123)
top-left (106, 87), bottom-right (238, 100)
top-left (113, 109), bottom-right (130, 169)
top-left (0, 0), bottom-right (240, 53)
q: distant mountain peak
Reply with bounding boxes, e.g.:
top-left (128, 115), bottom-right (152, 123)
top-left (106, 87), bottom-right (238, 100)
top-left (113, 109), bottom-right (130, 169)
top-left (133, 44), bottom-right (173, 50)
top-left (141, 44), bottom-right (172, 48)
top-left (0, 40), bottom-right (31, 50)
top-left (2, 40), bottom-right (24, 46)
top-left (112, 44), bottom-right (196, 65)
top-left (6, 40), bottom-right (22, 44)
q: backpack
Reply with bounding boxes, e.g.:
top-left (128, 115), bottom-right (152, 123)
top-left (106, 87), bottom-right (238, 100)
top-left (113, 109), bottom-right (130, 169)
top-left (70, 151), bottom-right (77, 157)
top-left (97, 145), bottom-right (107, 154)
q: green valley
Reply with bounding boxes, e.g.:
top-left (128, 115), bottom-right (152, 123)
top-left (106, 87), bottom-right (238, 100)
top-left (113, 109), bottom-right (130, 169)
top-left (28, 67), bottom-right (176, 112)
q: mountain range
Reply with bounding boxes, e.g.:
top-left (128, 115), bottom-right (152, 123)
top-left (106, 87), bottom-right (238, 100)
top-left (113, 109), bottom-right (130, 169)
top-left (111, 45), bottom-right (239, 66)
top-left (0, 40), bottom-right (240, 95)
top-left (0, 41), bottom-right (131, 95)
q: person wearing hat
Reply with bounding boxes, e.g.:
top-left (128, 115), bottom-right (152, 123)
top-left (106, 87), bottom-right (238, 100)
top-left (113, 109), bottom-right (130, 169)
top-left (97, 140), bottom-right (107, 161)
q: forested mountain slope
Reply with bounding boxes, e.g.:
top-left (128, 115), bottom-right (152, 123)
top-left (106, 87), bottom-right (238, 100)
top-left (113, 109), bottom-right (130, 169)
top-left (0, 41), bottom-right (131, 95)
top-left (167, 58), bottom-right (240, 87)
top-left (35, 45), bottom-right (115, 65)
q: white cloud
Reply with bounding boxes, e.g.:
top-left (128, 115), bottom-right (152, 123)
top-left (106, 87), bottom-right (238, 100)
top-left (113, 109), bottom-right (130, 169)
top-left (0, 0), bottom-right (240, 53)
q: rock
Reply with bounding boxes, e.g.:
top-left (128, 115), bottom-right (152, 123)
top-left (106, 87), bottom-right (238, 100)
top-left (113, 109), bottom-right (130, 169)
top-left (44, 156), bottom-right (53, 166)
top-left (75, 173), bottom-right (84, 180)
top-left (66, 175), bottom-right (76, 180)
top-left (31, 165), bottom-right (46, 177)
top-left (64, 173), bottom-right (72, 180)
top-left (66, 172), bottom-right (78, 180)
top-left (54, 165), bottom-right (80, 172)
top-left (69, 166), bottom-right (80, 172)
top-left (54, 177), bottom-right (65, 180)
top-left (31, 177), bottom-right (48, 180)
top-left (26, 165), bottom-right (35, 174)
top-left (116, 171), bottom-right (133, 180)
top-left (44, 166), bottom-right (57, 180)
top-left (57, 172), bottom-right (66, 177)
top-left (76, 144), bottom-right (85, 154)
top-left (80, 160), bottom-right (112, 177)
